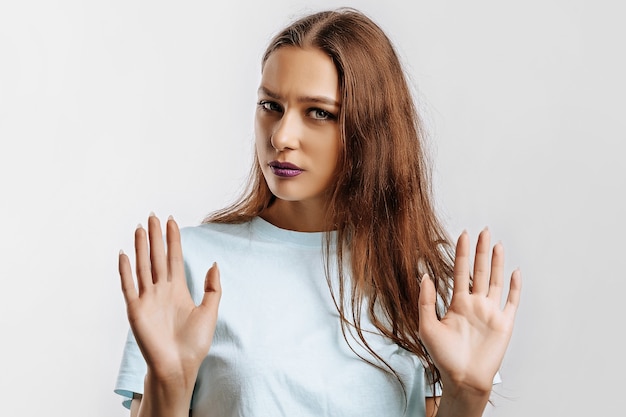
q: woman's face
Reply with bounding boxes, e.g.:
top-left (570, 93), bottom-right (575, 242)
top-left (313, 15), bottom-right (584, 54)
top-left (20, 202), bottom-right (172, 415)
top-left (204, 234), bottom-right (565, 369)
top-left (255, 46), bottom-right (341, 209)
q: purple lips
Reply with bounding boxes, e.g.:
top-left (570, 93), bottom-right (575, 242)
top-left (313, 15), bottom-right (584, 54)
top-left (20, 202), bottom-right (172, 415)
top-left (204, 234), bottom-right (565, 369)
top-left (269, 161), bottom-right (303, 178)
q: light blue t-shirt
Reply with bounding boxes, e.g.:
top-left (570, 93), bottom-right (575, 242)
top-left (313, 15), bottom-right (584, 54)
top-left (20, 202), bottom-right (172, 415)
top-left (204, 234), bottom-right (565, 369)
top-left (114, 217), bottom-right (442, 416)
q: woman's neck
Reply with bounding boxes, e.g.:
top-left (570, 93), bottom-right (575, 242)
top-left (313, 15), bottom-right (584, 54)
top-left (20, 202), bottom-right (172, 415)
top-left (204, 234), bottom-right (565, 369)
top-left (260, 199), bottom-right (333, 232)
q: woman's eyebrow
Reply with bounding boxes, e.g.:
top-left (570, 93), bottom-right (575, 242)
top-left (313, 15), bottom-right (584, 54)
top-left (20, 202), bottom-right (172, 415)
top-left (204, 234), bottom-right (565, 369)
top-left (258, 86), bottom-right (340, 108)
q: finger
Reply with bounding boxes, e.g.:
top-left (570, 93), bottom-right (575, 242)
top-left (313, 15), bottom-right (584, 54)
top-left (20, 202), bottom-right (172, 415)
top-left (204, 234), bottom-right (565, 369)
top-left (200, 262), bottom-right (222, 314)
top-left (471, 227), bottom-right (491, 296)
top-left (452, 230), bottom-right (471, 296)
top-left (134, 223), bottom-right (152, 293)
top-left (487, 241), bottom-right (505, 303)
top-left (118, 250), bottom-right (138, 304)
top-left (147, 213), bottom-right (167, 284)
top-left (503, 269), bottom-right (522, 318)
top-left (166, 216), bottom-right (184, 283)
top-left (418, 274), bottom-right (440, 338)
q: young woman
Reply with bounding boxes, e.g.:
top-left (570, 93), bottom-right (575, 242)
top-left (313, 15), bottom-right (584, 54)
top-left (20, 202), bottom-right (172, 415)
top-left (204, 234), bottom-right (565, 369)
top-left (115, 8), bottom-right (522, 417)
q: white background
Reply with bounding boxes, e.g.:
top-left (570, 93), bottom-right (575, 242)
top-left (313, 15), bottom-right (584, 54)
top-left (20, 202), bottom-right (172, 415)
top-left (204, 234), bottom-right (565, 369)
top-left (1, 0), bottom-right (624, 415)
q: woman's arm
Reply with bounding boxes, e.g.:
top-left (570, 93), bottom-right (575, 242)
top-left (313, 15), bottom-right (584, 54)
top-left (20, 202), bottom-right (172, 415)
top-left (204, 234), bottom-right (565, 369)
top-left (425, 396), bottom-right (439, 417)
top-left (130, 396), bottom-right (141, 417)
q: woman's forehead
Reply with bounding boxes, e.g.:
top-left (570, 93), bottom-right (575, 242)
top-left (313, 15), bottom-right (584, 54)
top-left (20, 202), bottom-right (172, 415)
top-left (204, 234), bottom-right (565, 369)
top-left (260, 47), bottom-right (339, 102)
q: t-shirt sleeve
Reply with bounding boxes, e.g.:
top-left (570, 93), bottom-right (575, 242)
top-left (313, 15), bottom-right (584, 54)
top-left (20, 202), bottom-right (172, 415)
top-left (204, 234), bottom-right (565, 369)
top-left (423, 366), bottom-right (443, 397)
top-left (114, 328), bottom-right (147, 410)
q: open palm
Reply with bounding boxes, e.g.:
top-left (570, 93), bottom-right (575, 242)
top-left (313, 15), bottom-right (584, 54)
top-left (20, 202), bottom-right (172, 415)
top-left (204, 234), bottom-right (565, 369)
top-left (118, 214), bottom-right (221, 382)
top-left (418, 228), bottom-right (521, 394)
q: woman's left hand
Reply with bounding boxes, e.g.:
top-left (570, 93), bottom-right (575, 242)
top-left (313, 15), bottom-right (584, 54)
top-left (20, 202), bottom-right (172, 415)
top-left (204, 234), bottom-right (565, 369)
top-left (418, 228), bottom-right (522, 396)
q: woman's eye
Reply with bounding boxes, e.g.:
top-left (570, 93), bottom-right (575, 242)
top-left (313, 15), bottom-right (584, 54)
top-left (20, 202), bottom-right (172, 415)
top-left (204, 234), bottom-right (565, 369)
top-left (258, 101), bottom-right (281, 112)
top-left (309, 108), bottom-right (335, 120)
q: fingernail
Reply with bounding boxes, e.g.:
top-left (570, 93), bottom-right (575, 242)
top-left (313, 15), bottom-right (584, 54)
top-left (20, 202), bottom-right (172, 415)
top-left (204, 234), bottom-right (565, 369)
top-left (168, 215), bottom-right (174, 221)
top-left (119, 249), bottom-right (125, 255)
top-left (136, 223), bottom-right (143, 229)
top-left (149, 211), bottom-right (156, 217)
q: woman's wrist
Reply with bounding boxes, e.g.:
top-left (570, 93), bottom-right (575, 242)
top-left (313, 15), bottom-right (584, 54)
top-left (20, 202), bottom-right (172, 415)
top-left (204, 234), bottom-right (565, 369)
top-left (136, 370), bottom-right (196, 417)
top-left (435, 383), bottom-right (491, 417)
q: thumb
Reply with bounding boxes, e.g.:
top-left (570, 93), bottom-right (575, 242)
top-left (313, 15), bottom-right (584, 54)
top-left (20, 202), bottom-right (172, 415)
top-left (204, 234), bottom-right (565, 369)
top-left (200, 262), bottom-right (222, 312)
top-left (418, 274), bottom-right (439, 335)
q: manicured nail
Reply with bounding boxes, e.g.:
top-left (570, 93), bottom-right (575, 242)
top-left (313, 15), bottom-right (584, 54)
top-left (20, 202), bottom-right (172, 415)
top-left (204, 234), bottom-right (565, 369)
top-left (149, 211), bottom-right (156, 217)
top-left (168, 215), bottom-right (174, 221)
top-left (119, 249), bottom-right (125, 255)
top-left (136, 223), bottom-right (143, 229)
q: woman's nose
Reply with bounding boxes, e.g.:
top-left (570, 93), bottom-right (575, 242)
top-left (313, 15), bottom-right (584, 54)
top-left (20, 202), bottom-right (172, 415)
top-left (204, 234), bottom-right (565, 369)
top-left (270, 111), bottom-right (300, 151)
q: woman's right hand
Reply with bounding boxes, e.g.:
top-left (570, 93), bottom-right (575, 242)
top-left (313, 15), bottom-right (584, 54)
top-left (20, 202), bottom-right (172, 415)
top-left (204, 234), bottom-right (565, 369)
top-left (118, 214), bottom-right (221, 386)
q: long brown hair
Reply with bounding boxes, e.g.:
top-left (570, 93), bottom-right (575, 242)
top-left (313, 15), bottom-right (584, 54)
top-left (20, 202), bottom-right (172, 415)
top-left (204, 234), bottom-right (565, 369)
top-left (206, 7), bottom-right (455, 392)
